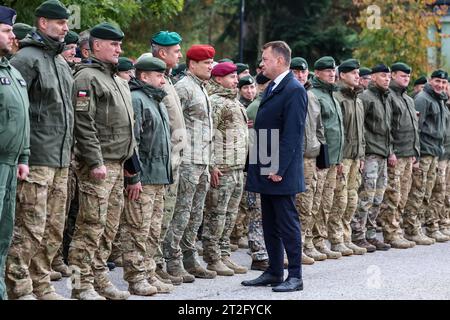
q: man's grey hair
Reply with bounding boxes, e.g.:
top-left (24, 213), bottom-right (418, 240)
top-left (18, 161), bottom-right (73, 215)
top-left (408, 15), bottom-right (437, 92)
top-left (79, 30), bottom-right (90, 49)
top-left (262, 41), bottom-right (292, 66)
top-left (151, 43), bottom-right (165, 58)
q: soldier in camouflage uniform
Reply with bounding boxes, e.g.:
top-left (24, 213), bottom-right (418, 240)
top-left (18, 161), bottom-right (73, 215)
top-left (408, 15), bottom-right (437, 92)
top-left (403, 70), bottom-right (448, 245)
top-left (6, 0), bottom-right (73, 300)
top-left (351, 64), bottom-right (393, 252)
top-left (378, 63), bottom-right (419, 249)
top-left (150, 31), bottom-right (186, 286)
top-left (202, 62), bottom-right (248, 276)
top-left (331, 59), bottom-right (367, 256)
top-left (68, 23), bottom-right (134, 300)
top-left (163, 45), bottom-right (217, 281)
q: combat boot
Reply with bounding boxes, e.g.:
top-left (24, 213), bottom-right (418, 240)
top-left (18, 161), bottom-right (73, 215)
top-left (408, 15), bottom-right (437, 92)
top-left (52, 264), bottom-right (71, 277)
top-left (128, 280), bottom-right (157, 296)
top-left (367, 238), bottom-right (391, 251)
top-left (36, 292), bottom-right (68, 300)
top-left (301, 252), bottom-right (315, 265)
top-left (186, 264), bottom-right (217, 279)
top-left (250, 259), bottom-right (269, 271)
top-left (222, 256), bottom-right (248, 274)
top-left (148, 276), bottom-right (174, 293)
top-left (315, 244), bottom-right (342, 259)
top-left (238, 237), bottom-right (249, 249)
top-left (155, 264), bottom-right (183, 285)
top-left (352, 239), bottom-right (376, 253)
top-left (330, 243), bottom-right (353, 256)
top-left (426, 230), bottom-right (450, 242)
top-left (386, 237), bottom-right (415, 249)
top-left (16, 294), bottom-right (37, 300)
top-left (230, 243), bottom-right (238, 252)
top-left (440, 228), bottom-right (450, 237)
top-left (97, 284), bottom-right (130, 300)
top-left (344, 242), bottom-right (367, 255)
top-left (405, 232), bottom-right (435, 245)
top-left (167, 261), bottom-right (196, 283)
top-left (71, 288), bottom-right (106, 300)
top-left (50, 270), bottom-right (62, 281)
top-left (207, 260), bottom-right (234, 276)
top-left (304, 246), bottom-right (327, 261)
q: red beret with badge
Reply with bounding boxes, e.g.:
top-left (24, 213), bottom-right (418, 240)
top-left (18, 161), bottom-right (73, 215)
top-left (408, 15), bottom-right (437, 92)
top-left (186, 44), bottom-right (215, 62)
top-left (211, 62), bottom-right (237, 77)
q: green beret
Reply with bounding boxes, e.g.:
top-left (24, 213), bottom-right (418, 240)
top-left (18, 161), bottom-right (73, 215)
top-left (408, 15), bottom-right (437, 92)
top-left (314, 56), bottom-right (336, 70)
top-left (338, 59), bottom-right (360, 74)
top-left (90, 22), bottom-right (124, 41)
top-left (391, 62), bottom-right (411, 74)
top-left (135, 56), bottom-right (166, 72)
top-left (238, 75), bottom-right (255, 89)
top-left (117, 57), bottom-right (134, 72)
top-left (35, 0), bottom-right (70, 19)
top-left (431, 69), bottom-right (448, 80)
top-left (372, 64), bottom-right (390, 74)
top-left (13, 23), bottom-right (32, 40)
top-left (151, 30), bottom-right (182, 46)
top-left (218, 58), bottom-right (234, 63)
top-left (359, 67), bottom-right (372, 77)
top-left (413, 76), bottom-right (427, 86)
top-left (236, 63), bottom-right (249, 74)
top-left (64, 30), bottom-right (79, 45)
top-left (290, 57), bottom-right (308, 70)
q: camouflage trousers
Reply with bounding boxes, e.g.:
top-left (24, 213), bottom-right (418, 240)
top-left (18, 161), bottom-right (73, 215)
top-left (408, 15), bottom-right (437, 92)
top-left (403, 156), bottom-right (438, 235)
top-left (442, 165), bottom-right (450, 230)
top-left (424, 160), bottom-right (448, 233)
top-left (68, 160), bottom-right (124, 291)
top-left (0, 164), bottom-right (17, 300)
top-left (247, 192), bottom-right (268, 261)
top-left (379, 157), bottom-right (413, 241)
top-left (351, 155), bottom-right (387, 241)
top-left (163, 164), bottom-right (209, 269)
top-left (330, 159), bottom-right (361, 244)
top-left (230, 192), bottom-right (251, 244)
top-left (6, 166), bottom-right (68, 298)
top-left (122, 185), bottom-right (165, 283)
top-left (155, 164), bottom-right (181, 267)
top-left (305, 167), bottom-right (328, 248)
top-left (203, 169), bottom-right (244, 263)
top-left (312, 164), bottom-right (338, 246)
top-left (296, 158), bottom-right (317, 247)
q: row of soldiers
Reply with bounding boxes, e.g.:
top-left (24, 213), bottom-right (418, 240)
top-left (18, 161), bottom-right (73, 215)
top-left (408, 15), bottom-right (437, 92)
top-left (1, 0), bottom-right (450, 301)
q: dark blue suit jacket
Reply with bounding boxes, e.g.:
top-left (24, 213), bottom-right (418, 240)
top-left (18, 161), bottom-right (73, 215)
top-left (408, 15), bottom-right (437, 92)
top-left (246, 71), bottom-right (308, 195)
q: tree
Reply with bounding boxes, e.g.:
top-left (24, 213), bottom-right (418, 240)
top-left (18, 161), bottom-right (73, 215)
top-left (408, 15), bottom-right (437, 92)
top-left (353, 0), bottom-right (448, 78)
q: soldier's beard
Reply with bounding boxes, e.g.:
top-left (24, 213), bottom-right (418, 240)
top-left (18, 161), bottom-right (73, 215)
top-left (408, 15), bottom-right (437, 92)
top-left (0, 46), bottom-right (10, 56)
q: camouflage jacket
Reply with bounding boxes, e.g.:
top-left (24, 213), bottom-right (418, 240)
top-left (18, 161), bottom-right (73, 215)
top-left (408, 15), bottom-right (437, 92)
top-left (73, 57), bottom-right (135, 169)
top-left (209, 80), bottom-right (248, 171)
top-left (175, 71), bottom-right (213, 165)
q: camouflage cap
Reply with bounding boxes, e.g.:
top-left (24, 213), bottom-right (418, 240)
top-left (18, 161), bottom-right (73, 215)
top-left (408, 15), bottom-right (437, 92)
top-left (151, 30), bottom-right (182, 46)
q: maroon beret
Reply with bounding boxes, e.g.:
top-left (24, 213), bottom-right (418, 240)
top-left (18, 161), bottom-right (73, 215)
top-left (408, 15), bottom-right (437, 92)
top-left (211, 62), bottom-right (237, 77)
top-left (186, 44), bottom-right (215, 61)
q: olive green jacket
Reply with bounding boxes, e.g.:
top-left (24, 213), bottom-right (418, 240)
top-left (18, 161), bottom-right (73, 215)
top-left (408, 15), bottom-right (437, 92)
top-left (359, 82), bottom-right (393, 158)
top-left (11, 29), bottom-right (74, 168)
top-left (73, 57), bottom-right (135, 169)
top-left (0, 57), bottom-right (30, 166)
top-left (389, 80), bottom-right (420, 158)
top-left (303, 90), bottom-right (326, 158)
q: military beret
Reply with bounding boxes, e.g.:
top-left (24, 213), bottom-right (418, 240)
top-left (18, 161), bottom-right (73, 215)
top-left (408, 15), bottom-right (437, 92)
top-left (135, 56), bottom-right (166, 72)
top-left (338, 59), bottom-right (360, 74)
top-left (412, 76), bottom-right (427, 86)
top-left (64, 30), bottom-right (79, 45)
top-left (211, 62), bottom-right (237, 77)
top-left (91, 22), bottom-right (124, 41)
top-left (0, 6), bottom-right (16, 26)
top-left (117, 57), bottom-right (134, 72)
top-left (238, 75), bottom-right (255, 89)
top-left (151, 30), bottom-right (182, 46)
top-left (255, 72), bottom-right (271, 85)
top-left (186, 44), bottom-right (215, 61)
top-left (290, 57), bottom-right (308, 70)
top-left (35, 0), bottom-right (70, 19)
top-left (359, 67), bottom-right (372, 77)
top-left (236, 63), bottom-right (249, 74)
top-left (371, 64), bottom-right (390, 74)
top-left (218, 58), bottom-right (234, 63)
top-left (431, 69), bottom-right (448, 80)
top-left (314, 56), bottom-right (336, 70)
top-left (12, 23), bottom-right (32, 40)
top-left (391, 62), bottom-right (412, 74)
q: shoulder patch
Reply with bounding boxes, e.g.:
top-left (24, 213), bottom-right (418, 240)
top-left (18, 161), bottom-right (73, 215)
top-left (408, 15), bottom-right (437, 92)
top-left (0, 77), bottom-right (11, 85)
top-left (76, 90), bottom-right (90, 112)
top-left (18, 79), bottom-right (27, 87)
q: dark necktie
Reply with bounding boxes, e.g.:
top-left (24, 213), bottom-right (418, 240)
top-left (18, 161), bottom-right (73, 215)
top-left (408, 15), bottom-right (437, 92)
top-left (265, 81), bottom-right (275, 98)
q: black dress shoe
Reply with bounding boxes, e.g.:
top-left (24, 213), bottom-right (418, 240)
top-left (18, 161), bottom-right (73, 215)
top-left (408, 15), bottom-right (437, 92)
top-left (241, 272), bottom-right (283, 287)
top-left (272, 277), bottom-right (303, 292)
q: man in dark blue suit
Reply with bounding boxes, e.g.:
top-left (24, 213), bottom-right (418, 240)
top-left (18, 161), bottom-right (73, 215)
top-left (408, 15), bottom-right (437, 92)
top-left (241, 41), bottom-right (308, 292)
